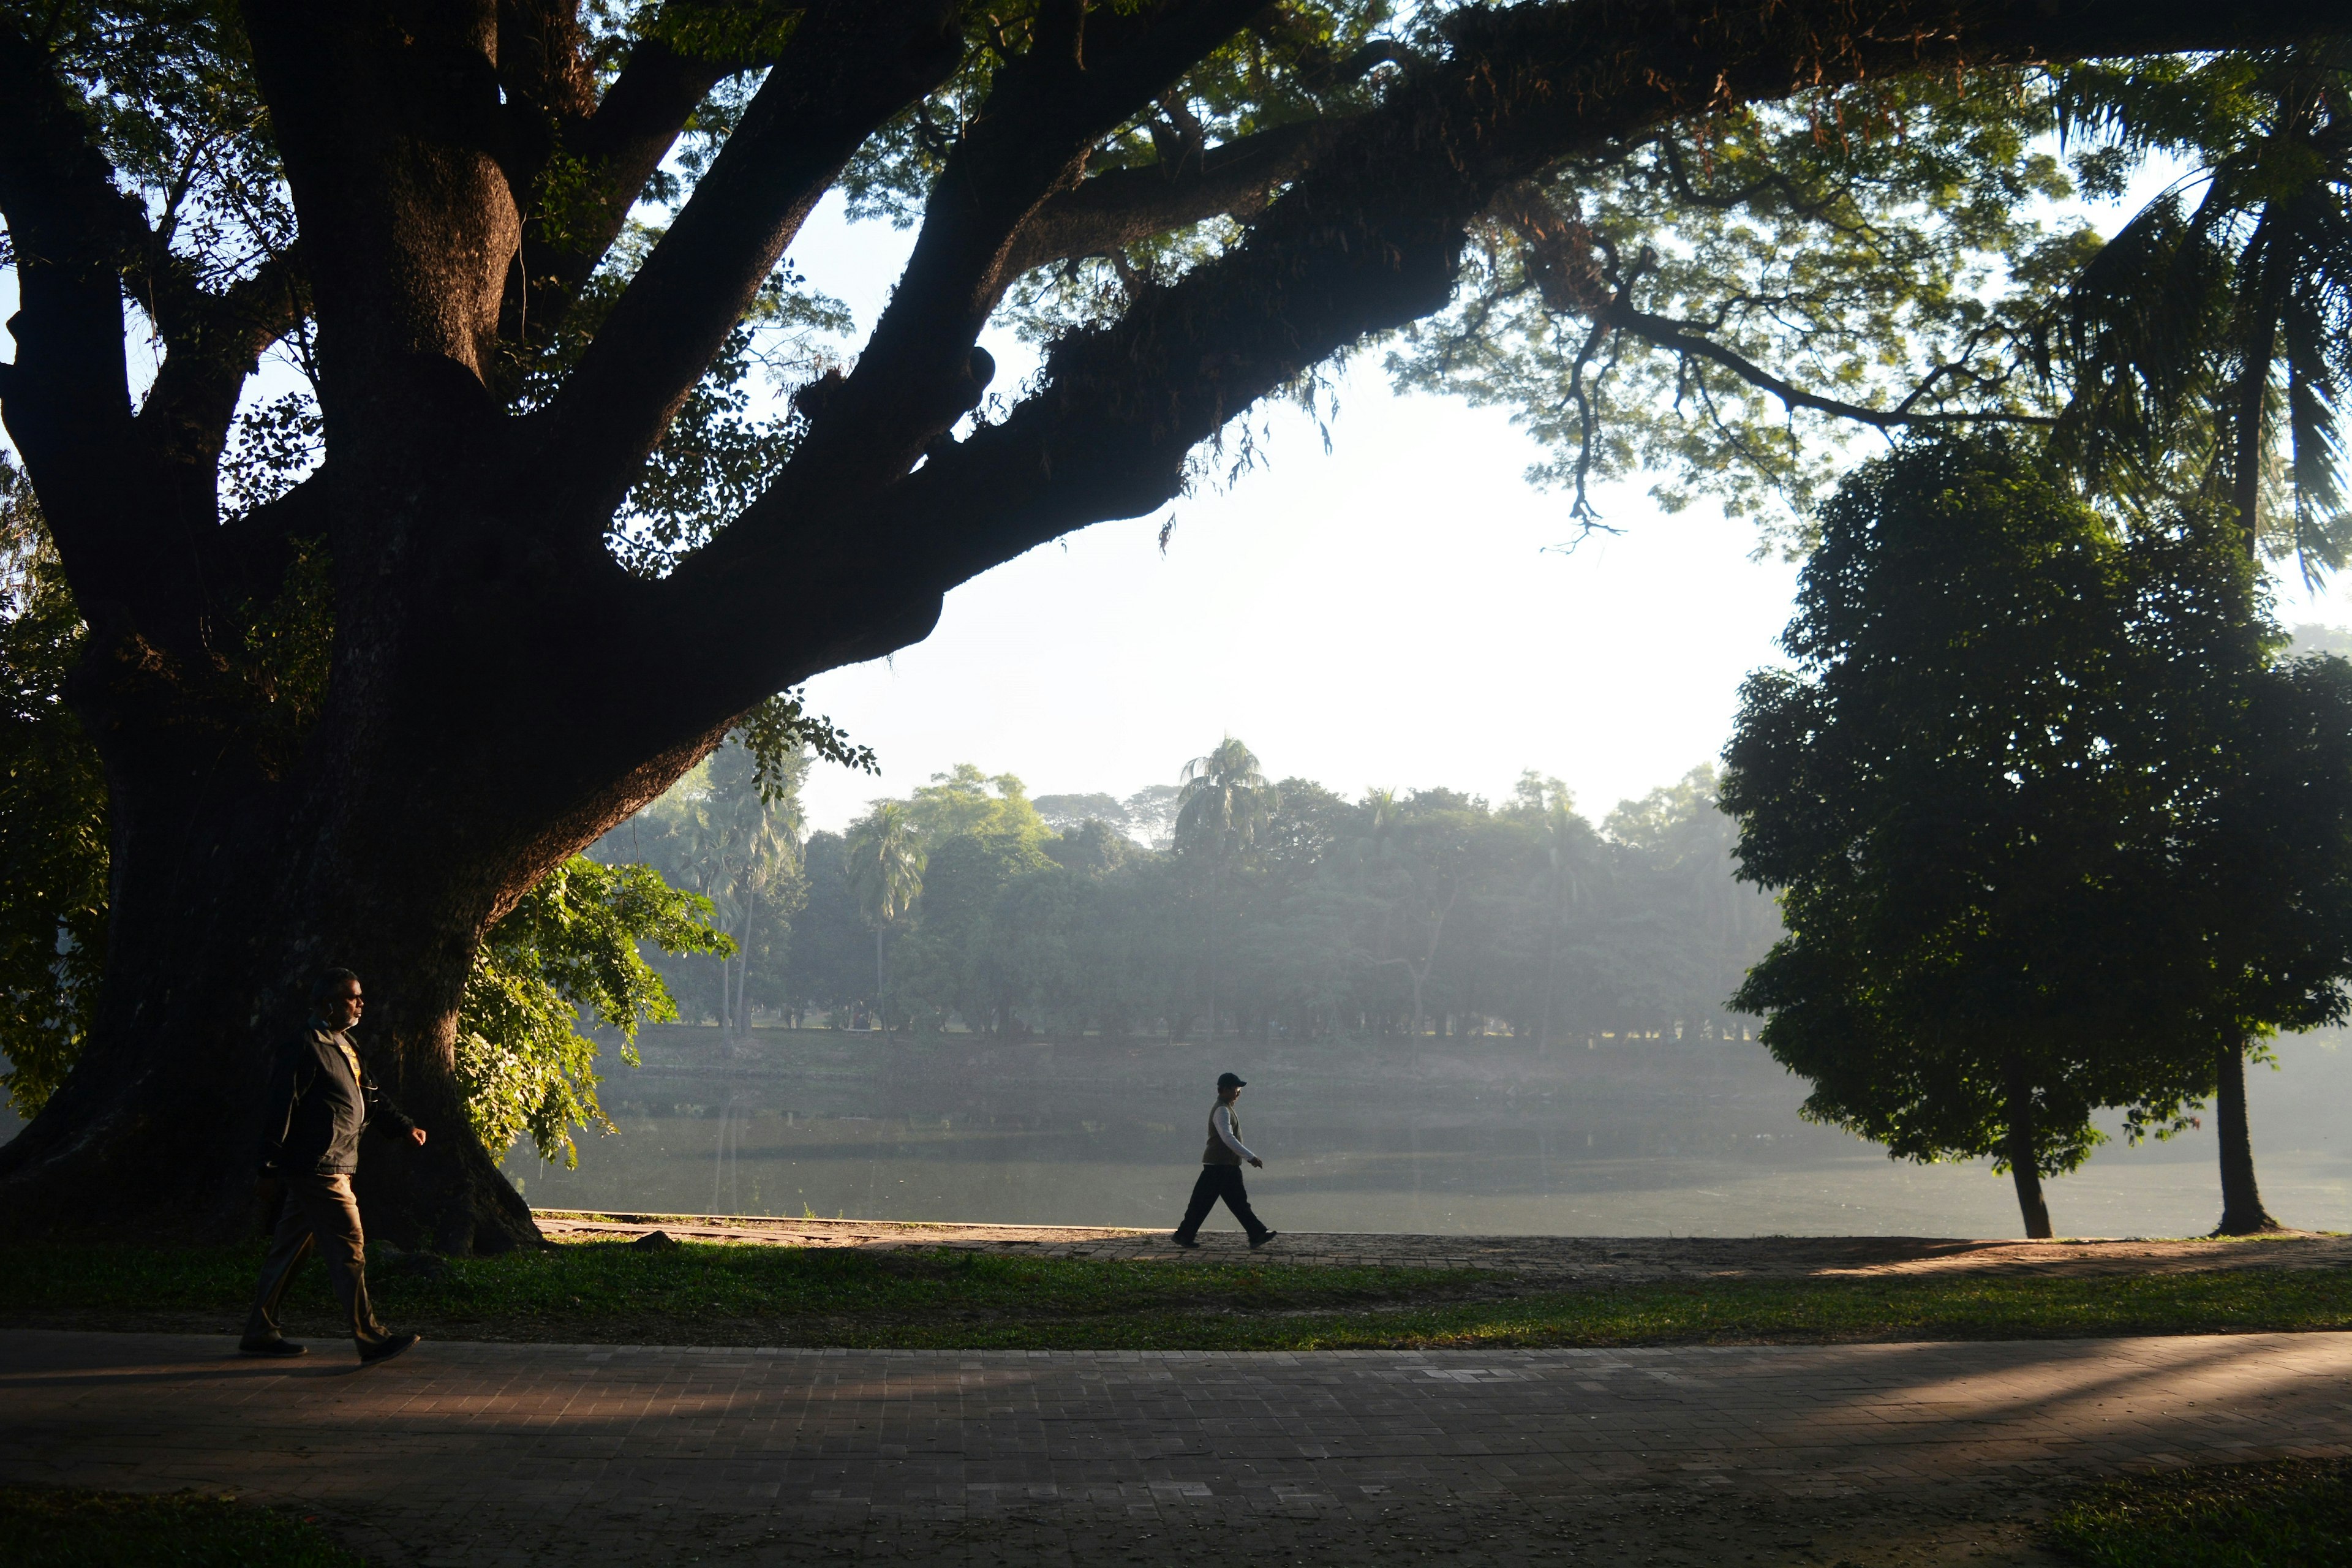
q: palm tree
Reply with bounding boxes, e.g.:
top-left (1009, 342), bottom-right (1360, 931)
top-left (2045, 45), bottom-right (2351, 1234)
top-left (2049, 47), bottom-right (2350, 571)
top-left (666, 748), bottom-right (799, 1044)
top-left (846, 802), bottom-right (925, 1041)
top-left (1174, 737), bottom-right (1278, 1042)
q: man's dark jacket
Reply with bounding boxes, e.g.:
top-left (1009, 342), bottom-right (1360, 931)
top-left (259, 1022), bottom-right (417, 1177)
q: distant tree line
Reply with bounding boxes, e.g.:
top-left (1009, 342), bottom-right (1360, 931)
top-left (600, 753), bottom-right (1778, 1050)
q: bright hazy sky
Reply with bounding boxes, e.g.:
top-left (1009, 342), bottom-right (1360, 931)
top-left (783, 194), bottom-right (2352, 836)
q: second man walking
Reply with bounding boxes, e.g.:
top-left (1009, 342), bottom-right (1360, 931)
top-left (1173, 1071), bottom-right (1277, 1250)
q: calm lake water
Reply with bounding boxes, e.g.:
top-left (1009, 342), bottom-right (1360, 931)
top-left (6, 1029), bottom-right (2338, 1237)
top-left (496, 1027), bottom-right (2352, 1239)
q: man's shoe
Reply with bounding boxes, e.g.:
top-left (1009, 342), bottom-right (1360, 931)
top-left (238, 1336), bottom-right (307, 1357)
top-left (358, 1332), bottom-right (420, 1366)
top-left (1249, 1231), bottom-right (1279, 1250)
top-left (1171, 1237), bottom-right (1200, 1249)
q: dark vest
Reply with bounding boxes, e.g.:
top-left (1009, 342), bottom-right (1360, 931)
top-left (1201, 1101), bottom-right (1244, 1166)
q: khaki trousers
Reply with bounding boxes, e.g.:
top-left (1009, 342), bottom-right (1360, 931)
top-left (246, 1172), bottom-right (391, 1350)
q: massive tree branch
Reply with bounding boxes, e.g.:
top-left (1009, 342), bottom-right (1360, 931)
top-left (497, 15), bottom-right (760, 345)
top-left (999, 117), bottom-right (1352, 277)
top-left (524, 0), bottom-right (963, 527)
top-left (135, 252), bottom-right (309, 488)
top-left (671, 0), bottom-right (2340, 692)
top-left (0, 21), bottom-right (153, 614)
top-left (774, 0), bottom-right (1279, 500)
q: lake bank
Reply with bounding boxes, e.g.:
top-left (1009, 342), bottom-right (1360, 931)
top-left (500, 1025), bottom-right (2352, 1238)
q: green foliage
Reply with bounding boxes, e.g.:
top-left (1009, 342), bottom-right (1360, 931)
top-left (902, 764), bottom-right (1053, 847)
top-left (591, 742), bottom-right (803, 1033)
top-left (0, 1486), bottom-right (366, 1568)
top-left (459, 858), bottom-right (732, 1167)
top-left (1390, 70), bottom-right (2087, 540)
top-left (0, 464), bottom-right (107, 1120)
top-left (1724, 432), bottom-right (2352, 1215)
top-left (2048, 1460), bottom-right (2352, 1568)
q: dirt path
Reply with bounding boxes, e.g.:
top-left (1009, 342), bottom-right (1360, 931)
top-left (7, 1328), bottom-right (2346, 1567)
top-left (534, 1208), bottom-right (2351, 1284)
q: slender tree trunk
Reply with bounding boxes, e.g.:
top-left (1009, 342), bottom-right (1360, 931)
top-left (1204, 867), bottom-right (1219, 1046)
top-left (1537, 918), bottom-right (1560, 1054)
top-left (2002, 1058), bottom-right (2054, 1240)
top-left (874, 927), bottom-right (888, 1040)
top-left (2214, 1036), bottom-right (2282, 1234)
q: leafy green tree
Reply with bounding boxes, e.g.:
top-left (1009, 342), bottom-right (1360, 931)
top-left (0, 461), bottom-right (104, 1119)
top-left (846, 801), bottom-right (926, 1038)
top-left (1175, 737), bottom-right (1279, 1040)
top-left (1033, 793), bottom-right (1128, 835)
top-left (1352, 791), bottom-right (1480, 1039)
top-left (783, 831), bottom-right (872, 1018)
top-left (458, 857), bottom-right (731, 1168)
top-left (1043, 818), bottom-right (1137, 877)
top-left (1512, 774), bottom-right (1597, 1051)
top-left (1724, 432), bottom-right (2352, 1236)
top-left (905, 766), bottom-right (1053, 848)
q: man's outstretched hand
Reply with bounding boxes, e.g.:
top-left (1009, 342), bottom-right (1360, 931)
top-left (1249, 1157), bottom-right (1264, 1168)
top-left (410, 1127), bottom-right (428, 1147)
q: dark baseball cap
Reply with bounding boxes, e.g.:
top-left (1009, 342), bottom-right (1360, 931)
top-left (1216, 1072), bottom-right (1247, 1090)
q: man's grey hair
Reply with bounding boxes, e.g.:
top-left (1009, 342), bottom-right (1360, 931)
top-left (310, 967), bottom-right (361, 1005)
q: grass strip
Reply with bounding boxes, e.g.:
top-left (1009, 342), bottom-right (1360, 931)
top-left (2048, 1459), bottom-right (2352, 1567)
top-left (2, 1242), bottom-right (2346, 1350)
top-left (0, 1485), bottom-right (366, 1568)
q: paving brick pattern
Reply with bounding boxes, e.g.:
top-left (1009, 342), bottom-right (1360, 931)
top-left (3, 1329), bottom-right (2346, 1566)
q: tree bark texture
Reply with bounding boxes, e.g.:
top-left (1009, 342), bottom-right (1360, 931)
top-left (2212, 1038), bottom-right (2282, 1234)
top-left (2003, 1058), bottom-right (2054, 1240)
top-left (0, 0), bottom-right (2334, 1250)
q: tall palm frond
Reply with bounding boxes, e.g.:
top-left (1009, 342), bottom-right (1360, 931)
top-left (1175, 736), bottom-right (1278, 865)
top-left (2044, 44), bottom-right (2352, 581)
top-left (846, 802), bottom-right (925, 929)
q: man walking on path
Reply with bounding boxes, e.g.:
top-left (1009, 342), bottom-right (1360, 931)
top-left (241, 968), bottom-right (425, 1365)
top-left (1173, 1072), bottom-right (1277, 1249)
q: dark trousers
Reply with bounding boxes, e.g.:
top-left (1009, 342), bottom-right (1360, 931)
top-left (1174, 1163), bottom-right (1269, 1243)
top-left (246, 1172), bottom-right (392, 1351)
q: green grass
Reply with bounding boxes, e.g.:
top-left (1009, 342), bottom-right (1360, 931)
top-left (2, 1240), bottom-right (2347, 1350)
top-left (2049, 1459), bottom-right (2352, 1567)
top-left (0, 1486), bottom-right (366, 1567)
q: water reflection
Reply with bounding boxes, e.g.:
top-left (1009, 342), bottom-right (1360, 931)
top-left (502, 1030), bottom-right (2352, 1237)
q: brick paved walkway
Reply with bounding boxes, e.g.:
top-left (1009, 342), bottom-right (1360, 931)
top-left (3, 1329), bottom-right (2346, 1566)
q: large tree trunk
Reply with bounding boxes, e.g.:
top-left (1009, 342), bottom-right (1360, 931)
top-left (2002, 1059), bottom-right (2054, 1240)
top-left (2213, 1036), bottom-right (2283, 1235)
top-left (0, 508), bottom-right (729, 1250)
